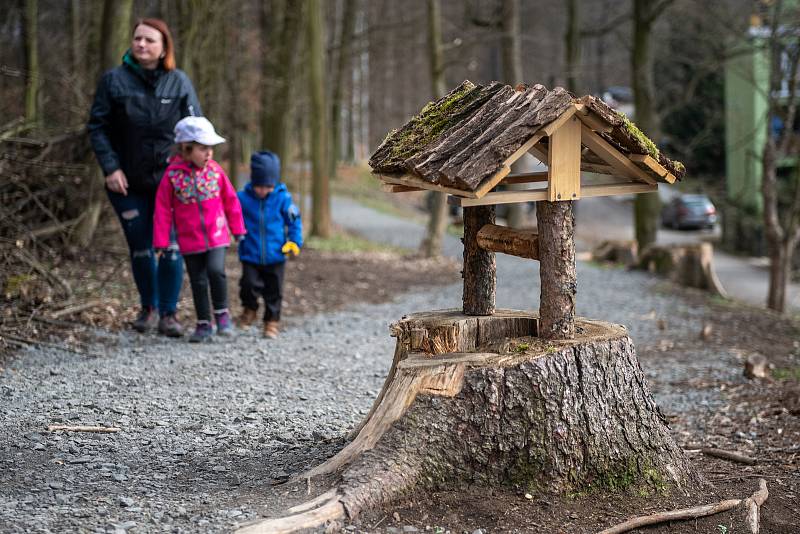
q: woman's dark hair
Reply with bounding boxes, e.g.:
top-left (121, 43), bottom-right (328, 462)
top-left (133, 18), bottom-right (176, 71)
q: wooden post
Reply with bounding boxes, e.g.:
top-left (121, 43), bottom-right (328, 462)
top-left (463, 206), bottom-right (496, 315)
top-left (537, 200), bottom-right (576, 339)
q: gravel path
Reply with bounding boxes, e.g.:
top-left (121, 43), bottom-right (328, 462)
top-left (0, 198), bottom-right (737, 533)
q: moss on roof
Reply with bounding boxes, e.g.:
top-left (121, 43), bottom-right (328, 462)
top-left (616, 111), bottom-right (660, 160)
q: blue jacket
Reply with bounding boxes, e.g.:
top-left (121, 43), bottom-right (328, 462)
top-left (237, 183), bottom-right (303, 265)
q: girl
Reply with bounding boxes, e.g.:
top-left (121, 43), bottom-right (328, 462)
top-left (154, 116), bottom-right (245, 342)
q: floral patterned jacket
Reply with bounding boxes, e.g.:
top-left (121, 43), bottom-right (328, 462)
top-left (153, 155), bottom-right (245, 254)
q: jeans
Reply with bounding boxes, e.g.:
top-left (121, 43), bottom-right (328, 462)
top-left (240, 261), bottom-right (285, 321)
top-left (107, 189), bottom-right (183, 315)
top-left (183, 247), bottom-right (229, 322)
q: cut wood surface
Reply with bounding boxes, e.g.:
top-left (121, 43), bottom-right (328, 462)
top-left (476, 224), bottom-right (539, 259)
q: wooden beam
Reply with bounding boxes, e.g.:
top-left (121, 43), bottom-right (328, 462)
top-left (472, 132), bottom-right (545, 198)
top-left (477, 224), bottom-right (539, 260)
top-left (463, 206), bottom-right (496, 316)
top-left (381, 183), bottom-right (423, 193)
top-left (579, 124), bottom-right (658, 185)
top-left (548, 115), bottom-right (582, 201)
top-left (575, 104), bottom-right (613, 133)
top-left (501, 171), bottom-right (549, 185)
top-left (377, 173), bottom-right (480, 198)
top-left (629, 153), bottom-right (677, 184)
top-left (449, 181), bottom-right (656, 207)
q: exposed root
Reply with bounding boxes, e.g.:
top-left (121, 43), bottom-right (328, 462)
top-left (235, 493), bottom-right (344, 534)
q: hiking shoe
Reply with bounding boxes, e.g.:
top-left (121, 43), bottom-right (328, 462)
top-left (263, 320), bottom-right (280, 339)
top-left (239, 308), bottom-right (257, 328)
top-left (215, 310), bottom-right (235, 336)
top-left (158, 314), bottom-right (184, 337)
top-left (132, 307), bottom-right (157, 333)
top-left (189, 322), bottom-right (214, 343)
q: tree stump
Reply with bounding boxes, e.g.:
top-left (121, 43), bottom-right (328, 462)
top-left (237, 310), bottom-right (700, 533)
top-left (638, 242), bottom-right (727, 297)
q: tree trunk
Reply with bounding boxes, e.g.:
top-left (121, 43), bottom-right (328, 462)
top-left (631, 0), bottom-right (663, 252)
top-left (261, 0), bottom-right (302, 169)
top-left (24, 0), bottom-right (38, 126)
top-left (500, 0), bottom-right (526, 228)
top-left (239, 313), bottom-right (700, 533)
top-left (307, 0), bottom-right (332, 238)
top-left (565, 0), bottom-right (581, 93)
top-left (462, 206), bottom-right (496, 315)
top-left (329, 0), bottom-right (357, 179)
top-left (70, 0), bottom-right (133, 248)
top-left (537, 200), bottom-right (576, 340)
top-left (420, 0), bottom-right (449, 257)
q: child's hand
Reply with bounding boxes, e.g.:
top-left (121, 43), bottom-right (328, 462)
top-left (154, 247), bottom-right (167, 259)
top-left (281, 241), bottom-right (300, 257)
top-left (234, 234), bottom-right (245, 244)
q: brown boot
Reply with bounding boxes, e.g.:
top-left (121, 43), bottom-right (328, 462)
top-left (263, 320), bottom-right (280, 339)
top-left (239, 308), bottom-right (257, 327)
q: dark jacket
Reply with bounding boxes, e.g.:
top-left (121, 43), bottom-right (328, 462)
top-left (237, 183), bottom-right (303, 266)
top-left (87, 51), bottom-right (201, 195)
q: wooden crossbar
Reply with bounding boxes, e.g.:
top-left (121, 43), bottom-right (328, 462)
top-left (448, 181), bottom-right (657, 207)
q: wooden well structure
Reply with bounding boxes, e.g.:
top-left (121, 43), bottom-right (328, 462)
top-left (236, 83), bottom-right (696, 533)
top-left (371, 80), bottom-right (683, 339)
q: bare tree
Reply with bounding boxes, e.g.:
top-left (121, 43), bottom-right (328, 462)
top-left (24, 0), bottom-right (38, 125)
top-left (419, 0), bottom-right (449, 258)
top-left (631, 0), bottom-right (673, 252)
top-left (329, 0), bottom-right (357, 178)
top-left (762, 1), bottom-right (800, 312)
top-left (262, 0), bottom-right (303, 168)
top-left (307, 0), bottom-right (332, 237)
top-left (565, 0), bottom-right (581, 93)
top-left (71, 0), bottom-right (133, 247)
top-left (500, 0), bottom-right (527, 229)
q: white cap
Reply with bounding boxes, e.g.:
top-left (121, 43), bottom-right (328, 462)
top-left (174, 116), bottom-right (226, 146)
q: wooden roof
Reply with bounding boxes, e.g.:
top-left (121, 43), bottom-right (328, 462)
top-left (369, 80), bottom-right (685, 200)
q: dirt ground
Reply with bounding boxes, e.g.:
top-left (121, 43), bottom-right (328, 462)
top-left (2, 220), bottom-right (799, 533)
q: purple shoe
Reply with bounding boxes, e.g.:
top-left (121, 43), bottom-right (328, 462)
top-left (214, 310), bottom-right (235, 337)
top-left (189, 322), bottom-right (213, 343)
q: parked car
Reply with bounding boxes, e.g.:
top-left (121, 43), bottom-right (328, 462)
top-left (661, 194), bottom-right (717, 230)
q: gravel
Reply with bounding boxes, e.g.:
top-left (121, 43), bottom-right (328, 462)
top-left (0, 197), bottom-right (737, 533)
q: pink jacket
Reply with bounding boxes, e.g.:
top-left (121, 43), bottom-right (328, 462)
top-left (153, 155), bottom-right (245, 254)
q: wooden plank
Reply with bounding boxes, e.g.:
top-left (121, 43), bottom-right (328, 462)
top-left (629, 153), bottom-right (677, 184)
top-left (580, 124), bottom-right (658, 185)
top-left (377, 173), bottom-right (479, 198)
top-left (576, 105), bottom-right (613, 133)
top-left (449, 180), bottom-right (657, 207)
top-left (472, 132), bottom-right (545, 198)
top-left (381, 183), bottom-right (424, 193)
top-left (548, 115), bottom-right (582, 201)
top-left (477, 224), bottom-right (539, 260)
top-left (502, 171), bottom-right (549, 184)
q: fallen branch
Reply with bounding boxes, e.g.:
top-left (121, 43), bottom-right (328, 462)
top-left (47, 425), bottom-right (120, 433)
top-left (685, 446), bottom-right (757, 465)
top-left (597, 479), bottom-right (769, 534)
top-left (597, 499), bottom-right (743, 534)
top-left (50, 298), bottom-right (106, 319)
top-left (743, 478), bottom-right (769, 534)
top-left (0, 333), bottom-right (91, 356)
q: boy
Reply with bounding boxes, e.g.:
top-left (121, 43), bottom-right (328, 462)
top-left (237, 151), bottom-right (303, 338)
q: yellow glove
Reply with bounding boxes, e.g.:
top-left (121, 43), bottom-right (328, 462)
top-left (281, 241), bottom-right (300, 257)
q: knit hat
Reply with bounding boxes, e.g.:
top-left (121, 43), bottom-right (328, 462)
top-left (250, 151), bottom-right (280, 187)
top-left (174, 116), bottom-right (226, 145)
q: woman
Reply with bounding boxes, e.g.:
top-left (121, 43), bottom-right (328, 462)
top-left (88, 18), bottom-right (201, 336)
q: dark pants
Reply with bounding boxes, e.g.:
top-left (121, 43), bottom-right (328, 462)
top-left (184, 247), bottom-right (229, 322)
top-left (107, 189), bottom-right (183, 315)
top-left (240, 261), bottom-right (285, 321)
